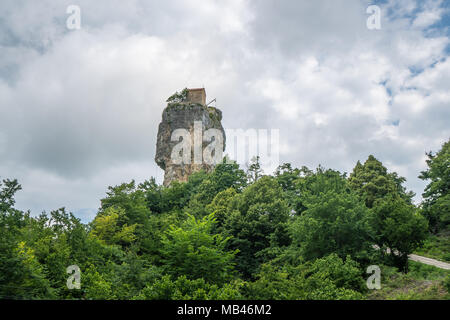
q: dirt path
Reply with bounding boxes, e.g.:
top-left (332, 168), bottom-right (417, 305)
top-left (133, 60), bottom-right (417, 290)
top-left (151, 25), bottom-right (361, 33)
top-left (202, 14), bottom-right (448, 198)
top-left (408, 254), bottom-right (450, 270)
top-left (372, 245), bottom-right (450, 270)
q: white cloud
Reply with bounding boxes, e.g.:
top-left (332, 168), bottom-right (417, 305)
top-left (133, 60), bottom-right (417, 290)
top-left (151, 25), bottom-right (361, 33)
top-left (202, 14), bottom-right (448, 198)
top-left (0, 0), bottom-right (449, 218)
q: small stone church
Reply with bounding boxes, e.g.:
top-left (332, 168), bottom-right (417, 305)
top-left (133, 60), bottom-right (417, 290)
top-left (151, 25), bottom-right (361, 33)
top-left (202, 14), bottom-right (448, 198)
top-left (186, 88), bottom-right (206, 105)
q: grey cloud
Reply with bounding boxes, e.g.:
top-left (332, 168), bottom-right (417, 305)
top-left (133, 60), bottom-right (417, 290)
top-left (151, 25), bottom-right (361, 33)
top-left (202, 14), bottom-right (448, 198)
top-left (0, 0), bottom-right (449, 217)
top-left (248, 0), bottom-right (371, 57)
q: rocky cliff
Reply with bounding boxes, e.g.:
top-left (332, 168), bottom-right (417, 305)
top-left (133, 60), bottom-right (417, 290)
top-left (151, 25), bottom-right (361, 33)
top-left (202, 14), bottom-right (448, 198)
top-left (155, 100), bottom-right (226, 186)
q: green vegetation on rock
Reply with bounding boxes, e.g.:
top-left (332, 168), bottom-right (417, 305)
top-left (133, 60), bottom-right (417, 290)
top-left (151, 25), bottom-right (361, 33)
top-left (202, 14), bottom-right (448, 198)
top-left (1, 139), bottom-right (449, 300)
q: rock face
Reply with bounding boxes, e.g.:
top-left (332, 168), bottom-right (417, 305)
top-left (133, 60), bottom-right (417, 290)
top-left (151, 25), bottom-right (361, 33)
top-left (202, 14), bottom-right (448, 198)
top-left (155, 99), bottom-right (225, 186)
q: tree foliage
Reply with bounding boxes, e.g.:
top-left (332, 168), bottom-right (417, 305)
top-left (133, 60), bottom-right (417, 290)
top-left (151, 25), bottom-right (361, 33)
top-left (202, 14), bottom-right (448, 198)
top-left (166, 88), bottom-right (189, 103)
top-left (246, 254), bottom-right (365, 300)
top-left (0, 148), bottom-right (443, 299)
top-left (290, 169), bottom-right (373, 262)
top-left (349, 155), bottom-right (414, 208)
top-left (160, 213), bottom-right (237, 284)
top-left (223, 176), bottom-right (291, 278)
top-left (371, 196), bottom-right (428, 272)
top-left (419, 138), bottom-right (450, 233)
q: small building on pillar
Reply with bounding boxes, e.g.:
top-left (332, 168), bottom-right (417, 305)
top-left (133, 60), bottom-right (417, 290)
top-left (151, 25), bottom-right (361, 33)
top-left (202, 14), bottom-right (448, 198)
top-left (186, 88), bottom-right (206, 105)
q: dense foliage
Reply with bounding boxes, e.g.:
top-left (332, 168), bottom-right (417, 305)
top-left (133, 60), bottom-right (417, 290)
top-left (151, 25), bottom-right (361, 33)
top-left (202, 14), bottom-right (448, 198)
top-left (419, 139), bottom-right (450, 234)
top-left (1, 140), bottom-right (449, 299)
top-left (166, 88), bottom-right (189, 104)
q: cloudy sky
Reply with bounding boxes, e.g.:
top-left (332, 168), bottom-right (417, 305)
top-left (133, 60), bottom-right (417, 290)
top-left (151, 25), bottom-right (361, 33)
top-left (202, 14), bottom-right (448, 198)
top-left (1, 0), bottom-right (449, 222)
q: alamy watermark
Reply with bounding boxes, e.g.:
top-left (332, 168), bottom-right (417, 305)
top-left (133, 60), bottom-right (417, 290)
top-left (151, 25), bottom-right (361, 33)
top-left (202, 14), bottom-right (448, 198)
top-left (66, 5), bottom-right (81, 30)
top-left (66, 265), bottom-right (81, 289)
top-left (366, 265), bottom-right (381, 290)
top-left (366, 5), bottom-right (381, 30)
top-left (170, 121), bottom-right (280, 172)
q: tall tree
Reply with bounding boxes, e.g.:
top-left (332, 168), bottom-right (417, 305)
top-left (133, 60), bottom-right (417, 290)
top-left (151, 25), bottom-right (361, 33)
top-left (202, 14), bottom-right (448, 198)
top-left (160, 213), bottom-right (237, 285)
top-left (185, 160), bottom-right (247, 218)
top-left (223, 176), bottom-right (291, 278)
top-left (247, 254), bottom-right (365, 300)
top-left (247, 156), bottom-right (263, 183)
top-left (349, 155), bottom-right (414, 208)
top-left (419, 138), bottom-right (450, 233)
top-left (290, 169), bottom-right (373, 262)
top-left (0, 179), bottom-right (54, 299)
top-left (370, 196), bottom-right (428, 272)
top-left (349, 156), bottom-right (428, 272)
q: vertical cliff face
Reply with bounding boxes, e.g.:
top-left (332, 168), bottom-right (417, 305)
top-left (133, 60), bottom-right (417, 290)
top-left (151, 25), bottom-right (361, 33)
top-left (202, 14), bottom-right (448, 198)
top-left (155, 100), bottom-right (225, 186)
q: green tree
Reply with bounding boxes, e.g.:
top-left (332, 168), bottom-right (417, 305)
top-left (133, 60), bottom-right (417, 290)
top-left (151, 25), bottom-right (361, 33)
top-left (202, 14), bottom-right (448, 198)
top-left (274, 164), bottom-right (314, 214)
top-left (290, 169), bottom-right (373, 262)
top-left (223, 176), bottom-right (291, 278)
top-left (135, 275), bottom-right (244, 300)
top-left (247, 156), bottom-right (263, 183)
top-left (247, 254), bottom-right (364, 300)
top-left (20, 208), bottom-right (91, 299)
top-left (371, 196), bottom-right (428, 272)
top-left (100, 180), bottom-right (150, 227)
top-left (139, 178), bottom-right (164, 214)
top-left (104, 252), bottom-right (161, 299)
top-left (185, 160), bottom-right (247, 218)
top-left (100, 180), bottom-right (163, 257)
top-left (205, 188), bottom-right (238, 233)
top-left (348, 155), bottom-right (429, 272)
top-left (166, 88), bottom-right (189, 103)
top-left (349, 155), bottom-right (414, 208)
top-left (11, 241), bottom-right (54, 299)
top-left (160, 213), bottom-right (237, 284)
top-left (90, 207), bottom-right (137, 246)
top-left (208, 160), bottom-right (247, 193)
top-left (419, 139), bottom-right (450, 233)
top-left (0, 179), bottom-right (54, 299)
top-left (83, 264), bottom-right (114, 300)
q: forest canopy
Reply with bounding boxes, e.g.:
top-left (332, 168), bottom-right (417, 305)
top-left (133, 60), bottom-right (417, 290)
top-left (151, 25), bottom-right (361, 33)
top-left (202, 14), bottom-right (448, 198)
top-left (1, 139), bottom-right (449, 300)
